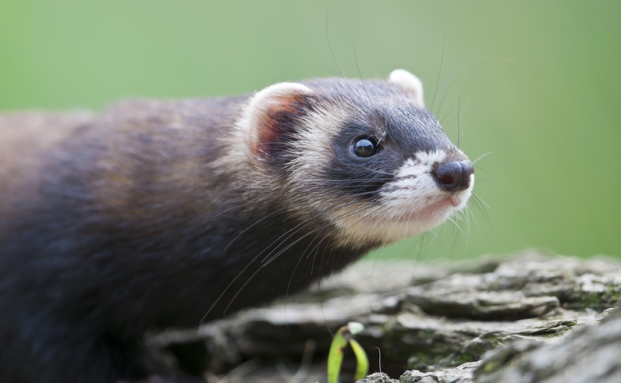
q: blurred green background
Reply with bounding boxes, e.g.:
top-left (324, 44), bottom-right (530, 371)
top-left (1, 1), bottom-right (619, 260)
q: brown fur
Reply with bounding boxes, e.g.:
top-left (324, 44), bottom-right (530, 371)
top-left (0, 112), bottom-right (93, 211)
top-left (0, 74), bottom-right (473, 383)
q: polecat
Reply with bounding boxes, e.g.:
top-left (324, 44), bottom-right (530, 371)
top-left (0, 70), bottom-right (474, 383)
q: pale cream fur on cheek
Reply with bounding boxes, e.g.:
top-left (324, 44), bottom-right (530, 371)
top-left (380, 151), bottom-right (448, 217)
top-left (330, 149), bottom-right (474, 247)
top-left (224, 86), bottom-right (471, 248)
top-left (284, 106), bottom-right (351, 214)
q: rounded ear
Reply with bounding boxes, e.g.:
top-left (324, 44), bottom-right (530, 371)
top-left (388, 69), bottom-right (425, 107)
top-left (243, 82), bottom-right (313, 162)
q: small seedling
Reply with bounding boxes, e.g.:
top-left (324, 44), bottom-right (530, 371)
top-left (327, 322), bottom-right (369, 383)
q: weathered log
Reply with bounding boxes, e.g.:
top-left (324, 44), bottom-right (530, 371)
top-left (147, 251), bottom-right (621, 383)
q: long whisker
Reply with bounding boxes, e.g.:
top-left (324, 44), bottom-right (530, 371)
top-left (317, 245), bottom-right (336, 336)
top-left (326, 0), bottom-right (344, 78)
top-left (201, 209), bottom-right (323, 322)
top-left (439, 105), bottom-right (456, 125)
top-left (285, 234), bottom-right (328, 302)
top-left (353, 36), bottom-right (370, 99)
top-left (430, 32), bottom-right (447, 114)
top-left (223, 208), bottom-right (286, 251)
top-left (436, 54), bottom-right (510, 117)
top-left (457, 79), bottom-right (472, 149)
top-left (469, 193), bottom-right (492, 227)
top-left (282, 236), bottom-right (320, 333)
top-left (473, 178), bottom-right (499, 184)
top-left (224, 202), bottom-right (375, 316)
top-left (222, 219), bottom-right (326, 315)
top-left (472, 151), bottom-right (494, 164)
top-left (221, 201), bottom-right (375, 315)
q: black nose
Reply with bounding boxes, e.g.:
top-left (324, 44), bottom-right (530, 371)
top-left (433, 160), bottom-right (474, 192)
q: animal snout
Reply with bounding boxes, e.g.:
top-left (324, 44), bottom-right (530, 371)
top-left (432, 160), bottom-right (474, 192)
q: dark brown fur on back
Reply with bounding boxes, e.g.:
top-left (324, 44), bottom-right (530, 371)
top-left (0, 74), bottom-right (469, 383)
top-left (0, 96), bottom-right (367, 383)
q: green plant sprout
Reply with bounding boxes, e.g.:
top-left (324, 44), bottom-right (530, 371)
top-left (327, 322), bottom-right (369, 383)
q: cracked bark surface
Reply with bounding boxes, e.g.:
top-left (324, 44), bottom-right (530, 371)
top-left (148, 252), bottom-right (621, 383)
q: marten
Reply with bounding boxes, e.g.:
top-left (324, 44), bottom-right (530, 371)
top-left (0, 69), bottom-right (474, 383)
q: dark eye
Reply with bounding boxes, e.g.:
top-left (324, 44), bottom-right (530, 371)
top-left (352, 138), bottom-right (378, 157)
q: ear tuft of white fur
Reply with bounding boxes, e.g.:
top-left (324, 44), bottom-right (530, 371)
top-left (388, 69), bottom-right (425, 107)
top-left (242, 82), bottom-right (313, 158)
top-left (245, 82), bottom-right (312, 133)
top-left (247, 82), bottom-right (313, 118)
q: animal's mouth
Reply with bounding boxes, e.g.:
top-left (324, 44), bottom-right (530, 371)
top-left (415, 193), bottom-right (468, 221)
top-left (419, 196), bottom-right (455, 218)
top-left (449, 195), bottom-right (462, 207)
top-left (331, 189), bottom-right (471, 247)
top-left (383, 195), bottom-right (457, 225)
